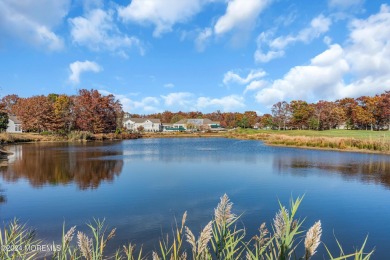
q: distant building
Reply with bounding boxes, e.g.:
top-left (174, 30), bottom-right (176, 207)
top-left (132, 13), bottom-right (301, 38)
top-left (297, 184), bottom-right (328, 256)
top-left (6, 115), bottom-right (22, 133)
top-left (173, 118), bottom-right (221, 131)
top-left (161, 123), bottom-right (186, 132)
top-left (123, 118), bottom-right (162, 132)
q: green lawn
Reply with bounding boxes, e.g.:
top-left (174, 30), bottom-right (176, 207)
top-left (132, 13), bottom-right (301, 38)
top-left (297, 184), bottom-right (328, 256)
top-left (235, 128), bottom-right (390, 140)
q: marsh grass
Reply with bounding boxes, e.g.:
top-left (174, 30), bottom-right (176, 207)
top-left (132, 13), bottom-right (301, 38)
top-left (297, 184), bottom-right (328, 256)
top-left (0, 196), bottom-right (374, 260)
top-left (0, 219), bottom-right (41, 259)
top-left (227, 130), bottom-right (390, 153)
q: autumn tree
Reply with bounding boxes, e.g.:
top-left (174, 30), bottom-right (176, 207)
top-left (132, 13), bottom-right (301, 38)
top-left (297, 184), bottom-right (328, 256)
top-left (377, 91), bottom-right (390, 130)
top-left (73, 89), bottom-right (122, 133)
top-left (161, 111), bottom-right (174, 123)
top-left (289, 100), bottom-right (313, 130)
top-left (336, 98), bottom-right (358, 129)
top-left (14, 96), bottom-right (56, 132)
top-left (259, 114), bottom-right (274, 129)
top-left (0, 103), bottom-right (8, 132)
top-left (1, 94), bottom-right (20, 114)
top-left (53, 95), bottom-right (74, 133)
top-left (272, 101), bottom-right (290, 130)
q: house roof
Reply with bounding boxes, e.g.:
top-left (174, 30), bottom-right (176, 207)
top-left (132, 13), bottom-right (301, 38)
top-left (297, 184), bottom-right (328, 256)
top-left (147, 119), bottom-right (161, 123)
top-left (9, 115), bottom-right (21, 124)
top-left (124, 118), bottom-right (161, 124)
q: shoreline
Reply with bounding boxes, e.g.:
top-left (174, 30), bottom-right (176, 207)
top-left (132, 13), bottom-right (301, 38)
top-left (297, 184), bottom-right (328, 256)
top-left (1, 131), bottom-right (389, 156)
top-left (225, 131), bottom-right (390, 155)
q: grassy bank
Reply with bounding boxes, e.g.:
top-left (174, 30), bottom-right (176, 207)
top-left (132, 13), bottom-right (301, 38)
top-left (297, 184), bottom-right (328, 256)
top-left (226, 129), bottom-right (390, 154)
top-left (0, 132), bottom-right (140, 145)
top-left (0, 195), bottom-right (373, 260)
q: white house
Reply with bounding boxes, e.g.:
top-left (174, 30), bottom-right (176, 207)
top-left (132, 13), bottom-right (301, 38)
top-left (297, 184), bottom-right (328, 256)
top-left (6, 115), bottom-right (22, 133)
top-left (123, 118), bottom-right (162, 132)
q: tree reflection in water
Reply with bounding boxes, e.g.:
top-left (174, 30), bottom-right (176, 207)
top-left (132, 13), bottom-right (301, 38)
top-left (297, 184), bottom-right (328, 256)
top-left (0, 142), bottom-right (124, 190)
top-left (274, 154), bottom-right (390, 188)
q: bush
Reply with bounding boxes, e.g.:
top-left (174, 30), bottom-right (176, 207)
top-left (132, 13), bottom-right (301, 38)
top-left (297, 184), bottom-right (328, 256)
top-left (67, 131), bottom-right (94, 141)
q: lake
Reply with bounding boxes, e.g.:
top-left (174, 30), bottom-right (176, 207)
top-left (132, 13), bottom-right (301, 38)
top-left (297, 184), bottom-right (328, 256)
top-left (1, 138), bottom-right (390, 259)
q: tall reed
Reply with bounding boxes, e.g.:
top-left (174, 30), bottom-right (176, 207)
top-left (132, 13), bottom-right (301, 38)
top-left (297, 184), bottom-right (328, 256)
top-left (0, 196), bottom-right (375, 260)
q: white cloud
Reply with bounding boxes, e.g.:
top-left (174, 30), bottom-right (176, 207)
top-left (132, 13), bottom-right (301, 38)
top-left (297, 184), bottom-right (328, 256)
top-left (99, 90), bottom-right (161, 113)
top-left (164, 83), bottom-right (175, 88)
top-left (195, 27), bottom-right (213, 52)
top-left (196, 95), bottom-right (245, 111)
top-left (161, 92), bottom-right (246, 112)
top-left (255, 44), bottom-right (349, 105)
top-left (132, 97), bottom-right (161, 112)
top-left (69, 8), bottom-right (143, 56)
top-left (161, 92), bottom-right (194, 107)
top-left (223, 69), bottom-right (266, 85)
top-left (255, 14), bottom-right (332, 63)
top-left (244, 80), bottom-right (266, 94)
top-left (254, 4), bottom-right (390, 105)
top-left (214, 0), bottom-right (270, 35)
top-left (0, 0), bottom-right (69, 50)
top-left (69, 60), bottom-right (102, 84)
top-left (118, 0), bottom-right (206, 37)
top-left (101, 91), bottom-right (246, 113)
top-left (329, 0), bottom-right (363, 9)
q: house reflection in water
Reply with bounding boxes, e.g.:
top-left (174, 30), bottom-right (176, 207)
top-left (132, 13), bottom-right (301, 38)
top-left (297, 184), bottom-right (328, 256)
top-left (0, 143), bottom-right (124, 190)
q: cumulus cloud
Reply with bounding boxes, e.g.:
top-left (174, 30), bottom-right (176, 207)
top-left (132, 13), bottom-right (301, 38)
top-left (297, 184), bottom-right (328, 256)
top-left (214, 0), bottom-right (270, 35)
top-left (0, 0), bottom-right (69, 50)
top-left (69, 60), bottom-right (102, 84)
top-left (254, 4), bottom-right (390, 105)
top-left (329, 0), bottom-right (363, 9)
top-left (118, 0), bottom-right (207, 37)
top-left (99, 90), bottom-right (246, 113)
top-left (255, 44), bottom-right (349, 105)
top-left (196, 95), bottom-right (245, 111)
top-left (195, 27), bottom-right (213, 52)
top-left (99, 90), bottom-right (161, 113)
top-left (223, 69), bottom-right (266, 85)
top-left (161, 92), bottom-right (194, 107)
top-left (244, 80), bottom-right (267, 94)
top-left (69, 8), bottom-right (143, 56)
top-left (255, 14), bottom-right (332, 63)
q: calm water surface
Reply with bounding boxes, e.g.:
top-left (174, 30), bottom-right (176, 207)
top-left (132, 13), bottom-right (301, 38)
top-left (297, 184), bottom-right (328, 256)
top-left (1, 138), bottom-right (390, 259)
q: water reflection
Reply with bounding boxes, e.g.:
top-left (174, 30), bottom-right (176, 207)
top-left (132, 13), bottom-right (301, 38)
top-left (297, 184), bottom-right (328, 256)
top-left (0, 143), bottom-right (123, 189)
top-left (274, 155), bottom-right (390, 188)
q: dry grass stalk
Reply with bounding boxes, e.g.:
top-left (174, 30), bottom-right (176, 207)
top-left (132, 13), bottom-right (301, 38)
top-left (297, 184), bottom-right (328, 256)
top-left (253, 222), bottom-right (269, 247)
top-left (273, 207), bottom-right (288, 238)
top-left (107, 228), bottom-right (116, 241)
top-left (64, 226), bottom-right (76, 244)
top-left (185, 221), bottom-right (213, 258)
top-left (77, 231), bottom-right (93, 259)
top-left (197, 221), bottom-right (213, 254)
top-left (214, 194), bottom-right (235, 227)
top-left (182, 211), bottom-right (187, 230)
top-left (304, 221), bottom-right (322, 259)
top-left (185, 227), bottom-right (197, 254)
top-left (152, 251), bottom-right (161, 260)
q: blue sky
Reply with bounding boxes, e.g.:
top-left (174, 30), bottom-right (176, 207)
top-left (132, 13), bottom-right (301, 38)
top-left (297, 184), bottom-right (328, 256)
top-left (0, 0), bottom-right (389, 114)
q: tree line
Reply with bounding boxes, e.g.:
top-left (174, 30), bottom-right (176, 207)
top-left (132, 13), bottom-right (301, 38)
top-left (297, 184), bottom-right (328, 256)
top-left (132, 90), bottom-right (390, 131)
top-left (1, 89), bottom-right (123, 133)
top-left (1, 90), bottom-right (389, 133)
